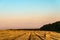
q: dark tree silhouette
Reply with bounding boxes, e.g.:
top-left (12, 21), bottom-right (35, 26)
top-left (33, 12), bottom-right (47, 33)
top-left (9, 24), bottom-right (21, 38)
top-left (40, 21), bottom-right (60, 32)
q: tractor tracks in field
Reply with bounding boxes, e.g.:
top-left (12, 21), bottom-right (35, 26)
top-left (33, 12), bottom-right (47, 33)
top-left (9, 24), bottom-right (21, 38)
top-left (13, 32), bottom-right (31, 40)
top-left (12, 31), bottom-right (45, 40)
top-left (12, 33), bottom-right (26, 40)
top-left (34, 33), bottom-right (44, 40)
top-left (3, 31), bottom-right (60, 40)
top-left (50, 33), bottom-right (60, 40)
top-left (28, 32), bottom-right (45, 40)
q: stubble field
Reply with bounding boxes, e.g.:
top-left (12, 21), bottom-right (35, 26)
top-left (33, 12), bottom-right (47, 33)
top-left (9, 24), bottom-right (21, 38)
top-left (0, 30), bottom-right (60, 40)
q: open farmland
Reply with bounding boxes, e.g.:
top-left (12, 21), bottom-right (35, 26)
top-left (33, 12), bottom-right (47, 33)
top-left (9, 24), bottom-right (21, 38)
top-left (0, 30), bottom-right (60, 40)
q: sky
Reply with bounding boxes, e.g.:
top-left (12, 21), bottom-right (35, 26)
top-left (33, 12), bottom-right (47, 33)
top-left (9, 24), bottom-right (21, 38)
top-left (0, 0), bottom-right (60, 29)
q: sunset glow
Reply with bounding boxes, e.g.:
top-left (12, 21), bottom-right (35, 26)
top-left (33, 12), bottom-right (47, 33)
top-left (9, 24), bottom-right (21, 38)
top-left (0, 0), bottom-right (60, 29)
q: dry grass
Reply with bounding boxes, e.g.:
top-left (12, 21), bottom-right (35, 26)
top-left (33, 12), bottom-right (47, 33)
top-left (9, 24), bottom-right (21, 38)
top-left (0, 30), bottom-right (60, 40)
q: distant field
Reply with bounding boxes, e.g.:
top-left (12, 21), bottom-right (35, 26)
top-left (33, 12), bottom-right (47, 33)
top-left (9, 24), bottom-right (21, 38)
top-left (0, 30), bottom-right (60, 40)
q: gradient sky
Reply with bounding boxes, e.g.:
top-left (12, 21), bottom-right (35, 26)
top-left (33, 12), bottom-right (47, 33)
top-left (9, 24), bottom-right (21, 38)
top-left (0, 0), bottom-right (60, 29)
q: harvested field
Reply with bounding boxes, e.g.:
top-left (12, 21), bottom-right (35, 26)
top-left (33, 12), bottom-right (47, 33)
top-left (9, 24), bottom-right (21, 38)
top-left (0, 30), bottom-right (60, 40)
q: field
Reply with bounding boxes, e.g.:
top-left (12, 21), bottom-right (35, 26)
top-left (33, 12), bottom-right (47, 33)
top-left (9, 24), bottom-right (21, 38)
top-left (0, 30), bottom-right (60, 40)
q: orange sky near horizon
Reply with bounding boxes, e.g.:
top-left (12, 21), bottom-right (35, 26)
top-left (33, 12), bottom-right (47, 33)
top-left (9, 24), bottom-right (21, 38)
top-left (0, 16), bottom-right (60, 29)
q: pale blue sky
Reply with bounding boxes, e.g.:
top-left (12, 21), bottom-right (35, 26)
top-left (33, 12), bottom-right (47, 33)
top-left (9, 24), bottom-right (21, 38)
top-left (0, 0), bottom-right (59, 17)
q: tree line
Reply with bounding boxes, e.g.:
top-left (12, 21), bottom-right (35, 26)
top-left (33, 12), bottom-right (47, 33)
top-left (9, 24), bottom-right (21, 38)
top-left (40, 21), bottom-right (60, 32)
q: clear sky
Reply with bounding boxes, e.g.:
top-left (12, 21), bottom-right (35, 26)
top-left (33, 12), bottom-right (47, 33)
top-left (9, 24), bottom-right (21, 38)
top-left (0, 0), bottom-right (60, 29)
